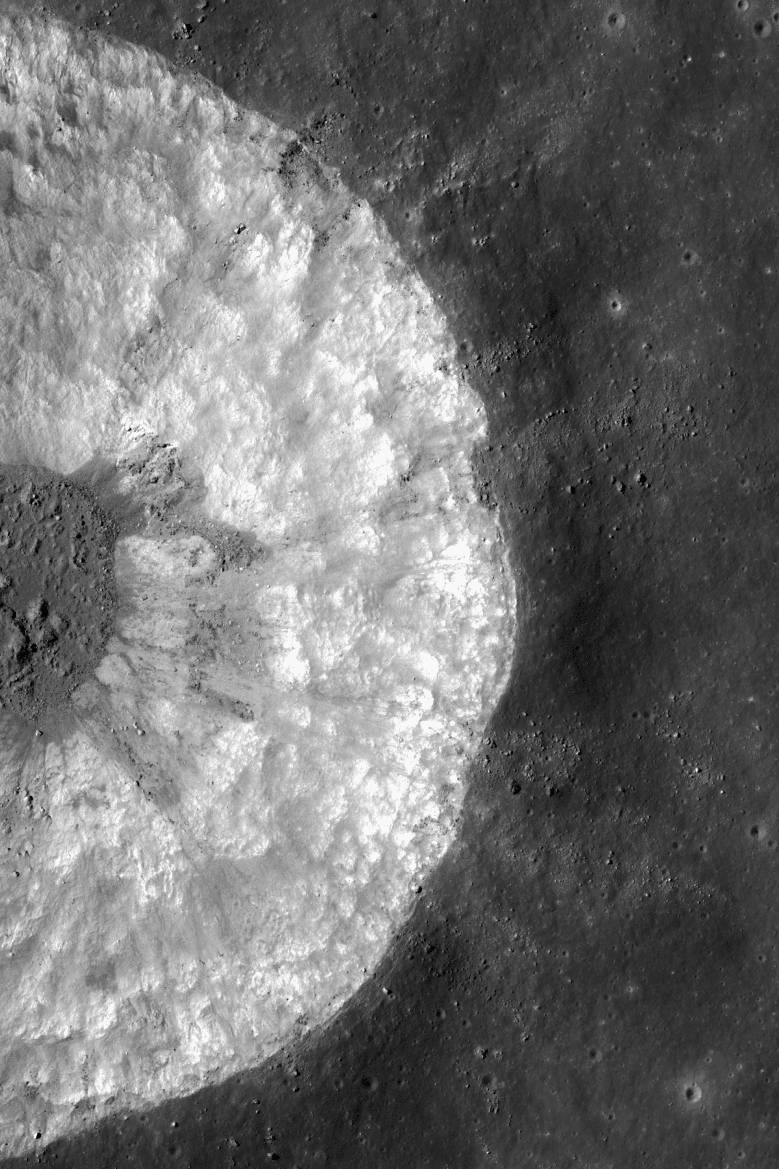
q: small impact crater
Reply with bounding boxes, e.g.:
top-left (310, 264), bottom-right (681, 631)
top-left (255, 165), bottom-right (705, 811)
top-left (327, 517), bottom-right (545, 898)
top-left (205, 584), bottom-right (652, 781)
top-left (605, 9), bottom-right (627, 31)
top-left (0, 464), bottom-right (116, 723)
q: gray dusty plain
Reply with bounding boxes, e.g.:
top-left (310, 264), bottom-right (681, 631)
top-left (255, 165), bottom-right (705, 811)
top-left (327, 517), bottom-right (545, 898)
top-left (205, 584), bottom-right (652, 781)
top-left (2, 0), bottom-right (779, 1166)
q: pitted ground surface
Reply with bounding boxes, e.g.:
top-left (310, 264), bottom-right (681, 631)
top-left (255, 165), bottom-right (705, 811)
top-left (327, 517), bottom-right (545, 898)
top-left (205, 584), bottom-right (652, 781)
top-left (0, 466), bottom-right (116, 724)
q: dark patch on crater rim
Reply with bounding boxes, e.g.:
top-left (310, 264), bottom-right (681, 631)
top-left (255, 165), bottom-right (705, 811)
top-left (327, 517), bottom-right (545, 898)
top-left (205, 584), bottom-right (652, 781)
top-left (0, 464), bottom-right (117, 725)
top-left (72, 439), bottom-right (264, 577)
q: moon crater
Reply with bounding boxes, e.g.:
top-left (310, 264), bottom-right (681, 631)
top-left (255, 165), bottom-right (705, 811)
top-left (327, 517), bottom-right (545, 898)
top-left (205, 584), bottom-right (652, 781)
top-left (0, 13), bottom-right (516, 1156)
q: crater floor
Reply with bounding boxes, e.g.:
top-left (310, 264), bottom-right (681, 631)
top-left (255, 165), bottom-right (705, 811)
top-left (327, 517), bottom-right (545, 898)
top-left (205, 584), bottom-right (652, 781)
top-left (0, 465), bottom-right (116, 724)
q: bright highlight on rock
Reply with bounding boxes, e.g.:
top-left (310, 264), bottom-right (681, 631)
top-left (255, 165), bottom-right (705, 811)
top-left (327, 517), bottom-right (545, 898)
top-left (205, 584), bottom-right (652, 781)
top-left (0, 13), bottom-right (515, 1156)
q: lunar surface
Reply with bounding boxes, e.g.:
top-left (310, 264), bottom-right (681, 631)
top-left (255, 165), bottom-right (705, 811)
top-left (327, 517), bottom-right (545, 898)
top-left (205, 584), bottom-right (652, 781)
top-left (0, 14), bottom-right (515, 1156)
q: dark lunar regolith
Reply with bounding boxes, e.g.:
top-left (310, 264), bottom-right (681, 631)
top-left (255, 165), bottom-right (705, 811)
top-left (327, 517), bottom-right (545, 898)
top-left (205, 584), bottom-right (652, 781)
top-left (0, 465), bottom-right (117, 724)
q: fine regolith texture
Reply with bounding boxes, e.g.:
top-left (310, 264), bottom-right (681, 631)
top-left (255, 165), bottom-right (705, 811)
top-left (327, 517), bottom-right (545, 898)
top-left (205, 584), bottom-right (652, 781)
top-left (0, 13), bottom-right (516, 1156)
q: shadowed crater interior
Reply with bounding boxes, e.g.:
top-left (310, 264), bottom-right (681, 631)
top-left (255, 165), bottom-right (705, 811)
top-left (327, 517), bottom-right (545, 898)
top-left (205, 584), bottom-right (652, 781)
top-left (0, 464), bottom-right (117, 723)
